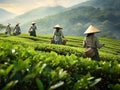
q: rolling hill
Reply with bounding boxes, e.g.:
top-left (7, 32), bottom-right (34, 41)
top-left (21, 0), bottom-right (120, 39)
top-left (6, 6), bottom-right (65, 24)
top-left (71, 0), bottom-right (120, 9)
top-left (0, 8), bottom-right (15, 23)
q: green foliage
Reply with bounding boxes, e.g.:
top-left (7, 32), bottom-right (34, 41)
top-left (36, 78), bottom-right (44, 90)
top-left (73, 73), bottom-right (101, 90)
top-left (112, 84), bottom-right (120, 90)
top-left (2, 80), bottom-right (18, 90)
top-left (0, 34), bottom-right (120, 90)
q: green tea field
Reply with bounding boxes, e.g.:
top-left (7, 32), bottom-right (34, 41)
top-left (0, 33), bottom-right (120, 90)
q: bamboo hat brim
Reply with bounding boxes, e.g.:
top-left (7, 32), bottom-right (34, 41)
top-left (32, 22), bottom-right (36, 24)
top-left (84, 25), bottom-right (101, 34)
top-left (53, 24), bottom-right (63, 29)
top-left (7, 23), bottom-right (11, 25)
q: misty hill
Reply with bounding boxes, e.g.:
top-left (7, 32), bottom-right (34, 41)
top-left (22, 0), bottom-right (120, 39)
top-left (73, 0), bottom-right (120, 9)
top-left (7, 6), bottom-right (65, 24)
top-left (0, 8), bottom-right (15, 23)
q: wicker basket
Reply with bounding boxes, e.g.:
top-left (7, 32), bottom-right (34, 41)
top-left (85, 48), bottom-right (95, 57)
top-left (62, 39), bottom-right (67, 45)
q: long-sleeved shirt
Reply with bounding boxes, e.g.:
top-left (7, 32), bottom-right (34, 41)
top-left (53, 30), bottom-right (64, 41)
top-left (83, 35), bottom-right (103, 48)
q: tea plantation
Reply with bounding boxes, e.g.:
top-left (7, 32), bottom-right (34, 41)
top-left (0, 33), bottom-right (120, 90)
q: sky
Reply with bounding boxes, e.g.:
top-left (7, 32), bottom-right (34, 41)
top-left (0, 0), bottom-right (89, 15)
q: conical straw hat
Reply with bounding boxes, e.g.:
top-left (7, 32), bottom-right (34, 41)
top-left (16, 23), bottom-right (20, 25)
top-left (84, 25), bottom-right (101, 34)
top-left (53, 24), bottom-right (63, 29)
top-left (7, 23), bottom-right (11, 26)
top-left (32, 22), bottom-right (36, 24)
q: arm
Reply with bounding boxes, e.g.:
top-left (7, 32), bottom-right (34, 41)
top-left (20, 27), bottom-right (21, 32)
top-left (28, 27), bottom-right (31, 33)
top-left (61, 31), bottom-right (64, 38)
top-left (95, 37), bottom-right (104, 49)
top-left (53, 30), bottom-right (56, 39)
top-left (34, 26), bottom-right (37, 30)
top-left (53, 35), bottom-right (55, 39)
top-left (13, 26), bottom-right (16, 32)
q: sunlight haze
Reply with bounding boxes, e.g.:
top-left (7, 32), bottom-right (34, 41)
top-left (0, 0), bottom-right (89, 14)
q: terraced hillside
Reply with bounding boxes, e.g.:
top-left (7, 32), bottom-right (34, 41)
top-left (0, 33), bottom-right (120, 90)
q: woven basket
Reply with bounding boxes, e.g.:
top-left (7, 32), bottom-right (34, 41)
top-left (85, 48), bottom-right (95, 57)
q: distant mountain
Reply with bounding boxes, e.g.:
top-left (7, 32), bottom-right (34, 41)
top-left (0, 8), bottom-right (15, 23)
top-left (71, 0), bottom-right (120, 9)
top-left (22, 0), bottom-right (120, 39)
top-left (7, 6), bottom-right (65, 24)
